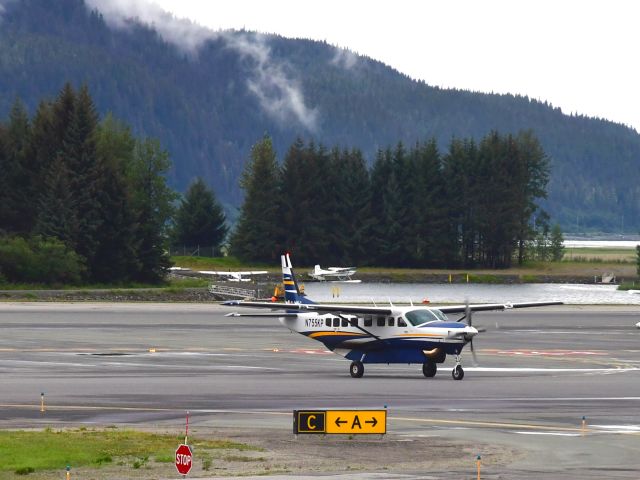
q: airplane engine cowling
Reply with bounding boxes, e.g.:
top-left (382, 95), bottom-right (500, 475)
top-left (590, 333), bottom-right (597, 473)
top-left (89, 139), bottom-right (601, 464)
top-left (423, 348), bottom-right (446, 363)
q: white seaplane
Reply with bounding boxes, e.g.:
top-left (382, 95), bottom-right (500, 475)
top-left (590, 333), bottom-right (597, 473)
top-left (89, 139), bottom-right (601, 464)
top-left (169, 267), bottom-right (268, 282)
top-left (308, 264), bottom-right (360, 283)
top-left (225, 254), bottom-right (563, 379)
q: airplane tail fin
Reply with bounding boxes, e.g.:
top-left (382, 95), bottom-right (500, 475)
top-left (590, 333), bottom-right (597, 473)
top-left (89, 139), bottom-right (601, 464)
top-left (282, 253), bottom-right (314, 304)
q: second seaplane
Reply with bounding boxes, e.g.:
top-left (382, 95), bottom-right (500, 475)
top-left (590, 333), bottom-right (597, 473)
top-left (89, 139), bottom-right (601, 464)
top-left (225, 254), bottom-right (562, 379)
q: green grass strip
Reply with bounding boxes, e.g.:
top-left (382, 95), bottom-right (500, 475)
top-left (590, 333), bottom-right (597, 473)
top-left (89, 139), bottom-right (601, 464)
top-left (0, 428), bottom-right (255, 472)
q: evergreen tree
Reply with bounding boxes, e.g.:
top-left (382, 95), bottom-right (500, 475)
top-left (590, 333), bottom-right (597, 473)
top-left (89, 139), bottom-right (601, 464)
top-left (514, 130), bottom-right (550, 265)
top-left (282, 137), bottom-right (309, 261)
top-left (0, 124), bottom-right (9, 233)
top-left (326, 148), bottom-right (372, 264)
top-left (230, 136), bottom-right (282, 262)
top-left (29, 100), bottom-right (58, 215)
top-left (91, 115), bottom-right (139, 282)
top-left (64, 84), bottom-right (103, 274)
top-left (129, 137), bottom-right (177, 282)
top-left (409, 140), bottom-right (449, 266)
top-left (442, 138), bottom-right (480, 267)
top-left (174, 178), bottom-right (228, 255)
top-left (33, 156), bottom-right (79, 248)
top-left (369, 148), bottom-right (407, 266)
top-left (1, 99), bottom-right (33, 233)
top-left (295, 142), bottom-right (332, 264)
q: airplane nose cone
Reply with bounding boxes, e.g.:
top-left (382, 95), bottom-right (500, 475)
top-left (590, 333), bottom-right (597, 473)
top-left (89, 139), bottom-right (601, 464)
top-left (464, 326), bottom-right (478, 341)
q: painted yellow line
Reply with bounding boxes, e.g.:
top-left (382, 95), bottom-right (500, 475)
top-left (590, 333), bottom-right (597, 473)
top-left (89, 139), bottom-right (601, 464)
top-left (390, 415), bottom-right (583, 432)
top-left (2, 404), bottom-right (636, 436)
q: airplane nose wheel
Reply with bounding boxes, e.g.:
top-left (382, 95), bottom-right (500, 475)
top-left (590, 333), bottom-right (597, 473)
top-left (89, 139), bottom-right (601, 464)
top-left (350, 361), bottom-right (364, 378)
top-left (452, 355), bottom-right (464, 380)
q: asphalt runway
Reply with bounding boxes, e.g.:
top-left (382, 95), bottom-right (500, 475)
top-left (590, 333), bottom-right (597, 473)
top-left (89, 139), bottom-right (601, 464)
top-left (1, 302), bottom-right (639, 478)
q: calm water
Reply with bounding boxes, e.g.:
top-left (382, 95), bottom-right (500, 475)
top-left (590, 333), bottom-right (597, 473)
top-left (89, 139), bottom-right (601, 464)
top-left (564, 240), bottom-right (640, 248)
top-left (304, 282), bottom-right (640, 305)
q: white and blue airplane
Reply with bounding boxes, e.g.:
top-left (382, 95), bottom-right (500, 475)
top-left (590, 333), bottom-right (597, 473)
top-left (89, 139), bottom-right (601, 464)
top-left (225, 254), bottom-right (563, 379)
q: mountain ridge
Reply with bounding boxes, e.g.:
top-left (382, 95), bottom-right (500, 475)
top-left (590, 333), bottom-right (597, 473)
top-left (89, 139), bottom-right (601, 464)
top-left (1, 0), bottom-right (639, 232)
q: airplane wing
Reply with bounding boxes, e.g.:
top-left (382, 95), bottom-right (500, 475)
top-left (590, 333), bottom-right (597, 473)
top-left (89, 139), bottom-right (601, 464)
top-left (223, 300), bottom-right (562, 316)
top-left (225, 312), bottom-right (298, 318)
top-left (223, 300), bottom-right (393, 316)
top-left (437, 301), bottom-right (563, 314)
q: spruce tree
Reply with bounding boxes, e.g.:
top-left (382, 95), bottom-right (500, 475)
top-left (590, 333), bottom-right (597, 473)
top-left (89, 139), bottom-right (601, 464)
top-left (230, 135), bottom-right (281, 262)
top-left (410, 139), bottom-right (450, 266)
top-left (129, 137), bottom-right (176, 282)
top-left (1, 99), bottom-right (33, 233)
top-left (64, 84), bottom-right (103, 274)
top-left (33, 156), bottom-right (79, 248)
top-left (91, 115), bottom-right (139, 283)
top-left (278, 138), bottom-right (311, 262)
top-left (174, 178), bottom-right (228, 255)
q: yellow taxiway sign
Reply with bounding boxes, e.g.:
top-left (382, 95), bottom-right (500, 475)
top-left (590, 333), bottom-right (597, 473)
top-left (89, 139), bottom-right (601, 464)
top-left (294, 410), bottom-right (386, 435)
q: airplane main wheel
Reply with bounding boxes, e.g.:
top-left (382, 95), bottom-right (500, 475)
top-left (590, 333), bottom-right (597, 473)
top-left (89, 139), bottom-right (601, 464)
top-left (422, 362), bottom-right (437, 377)
top-left (452, 365), bottom-right (464, 380)
top-left (350, 361), bottom-right (364, 378)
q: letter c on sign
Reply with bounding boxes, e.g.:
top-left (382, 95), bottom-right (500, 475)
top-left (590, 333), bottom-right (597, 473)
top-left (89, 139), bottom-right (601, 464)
top-left (307, 414), bottom-right (316, 430)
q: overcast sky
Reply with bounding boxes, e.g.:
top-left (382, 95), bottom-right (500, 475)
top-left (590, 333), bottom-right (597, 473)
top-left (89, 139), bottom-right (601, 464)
top-left (115, 0), bottom-right (640, 131)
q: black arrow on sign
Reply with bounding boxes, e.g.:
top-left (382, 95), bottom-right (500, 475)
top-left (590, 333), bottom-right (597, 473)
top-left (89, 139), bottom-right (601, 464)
top-left (365, 417), bottom-right (378, 427)
top-left (335, 417), bottom-right (347, 427)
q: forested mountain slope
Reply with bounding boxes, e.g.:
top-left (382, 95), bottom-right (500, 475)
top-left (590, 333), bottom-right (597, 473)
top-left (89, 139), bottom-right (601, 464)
top-left (1, 0), bottom-right (638, 231)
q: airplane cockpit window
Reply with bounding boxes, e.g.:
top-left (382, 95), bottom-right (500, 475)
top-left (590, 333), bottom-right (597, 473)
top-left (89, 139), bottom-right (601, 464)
top-left (398, 318), bottom-right (407, 327)
top-left (431, 309), bottom-right (448, 321)
top-left (405, 309), bottom-right (440, 326)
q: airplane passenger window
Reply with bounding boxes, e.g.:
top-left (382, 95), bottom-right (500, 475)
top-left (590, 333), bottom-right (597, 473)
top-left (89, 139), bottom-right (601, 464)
top-left (349, 318), bottom-right (358, 326)
top-left (388, 318), bottom-right (395, 326)
top-left (341, 318), bottom-right (349, 327)
top-left (398, 318), bottom-right (407, 327)
top-left (325, 318), bottom-right (331, 327)
top-left (333, 318), bottom-right (340, 327)
top-left (377, 317), bottom-right (385, 327)
top-left (364, 316), bottom-right (373, 327)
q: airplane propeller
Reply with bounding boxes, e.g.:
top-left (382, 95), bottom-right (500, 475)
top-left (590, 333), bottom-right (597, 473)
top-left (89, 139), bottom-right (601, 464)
top-left (460, 299), bottom-right (485, 367)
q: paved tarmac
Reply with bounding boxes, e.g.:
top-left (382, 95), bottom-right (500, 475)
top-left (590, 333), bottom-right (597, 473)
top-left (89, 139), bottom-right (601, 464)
top-left (0, 302), bottom-right (639, 478)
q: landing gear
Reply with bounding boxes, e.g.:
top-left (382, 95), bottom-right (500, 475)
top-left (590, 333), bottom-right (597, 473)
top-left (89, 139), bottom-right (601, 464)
top-left (350, 361), bottom-right (364, 378)
top-left (422, 361), bottom-right (437, 377)
top-left (452, 355), bottom-right (464, 380)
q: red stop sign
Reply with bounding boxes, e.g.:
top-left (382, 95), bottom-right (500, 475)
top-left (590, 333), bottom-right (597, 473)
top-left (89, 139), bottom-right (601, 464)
top-left (175, 444), bottom-right (193, 475)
